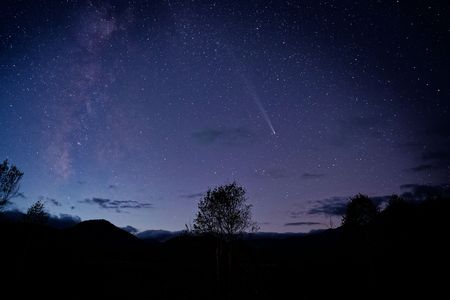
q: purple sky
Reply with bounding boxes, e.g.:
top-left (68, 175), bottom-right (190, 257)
top-left (1, 0), bottom-right (449, 232)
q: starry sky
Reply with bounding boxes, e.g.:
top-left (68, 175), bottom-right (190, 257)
top-left (1, 0), bottom-right (449, 232)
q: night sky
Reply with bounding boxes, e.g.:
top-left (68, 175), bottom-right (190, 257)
top-left (1, 0), bottom-right (449, 232)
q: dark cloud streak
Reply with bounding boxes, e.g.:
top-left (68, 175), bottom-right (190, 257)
top-left (254, 168), bottom-right (290, 179)
top-left (302, 173), bottom-right (325, 179)
top-left (284, 222), bottom-right (322, 226)
top-left (179, 193), bottom-right (204, 199)
top-left (39, 196), bottom-right (62, 207)
top-left (79, 198), bottom-right (153, 210)
top-left (121, 225), bottom-right (139, 234)
top-left (406, 164), bottom-right (439, 172)
top-left (307, 197), bottom-right (348, 216)
top-left (192, 127), bottom-right (254, 146)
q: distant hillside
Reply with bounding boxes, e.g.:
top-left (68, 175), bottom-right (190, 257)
top-left (64, 219), bottom-right (142, 247)
top-left (136, 229), bottom-right (184, 241)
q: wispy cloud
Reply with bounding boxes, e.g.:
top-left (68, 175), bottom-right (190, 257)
top-left (284, 222), bottom-right (322, 226)
top-left (179, 192), bottom-right (204, 199)
top-left (421, 150), bottom-right (450, 162)
top-left (79, 197), bottom-right (153, 210)
top-left (121, 225), bottom-right (139, 234)
top-left (252, 166), bottom-right (326, 180)
top-left (254, 168), bottom-right (290, 179)
top-left (289, 211), bottom-right (304, 219)
top-left (300, 184), bottom-right (450, 218)
top-left (307, 194), bottom-right (392, 216)
top-left (405, 149), bottom-right (449, 173)
top-left (307, 197), bottom-right (348, 216)
top-left (192, 127), bottom-right (254, 145)
top-left (302, 173), bottom-right (325, 179)
top-left (253, 168), bottom-right (325, 180)
top-left (48, 198), bottom-right (62, 207)
top-left (406, 164), bottom-right (439, 172)
top-left (400, 183), bottom-right (450, 201)
top-left (39, 196), bottom-right (62, 207)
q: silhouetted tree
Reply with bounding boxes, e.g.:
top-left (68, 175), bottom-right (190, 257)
top-left (342, 194), bottom-right (378, 227)
top-left (0, 159), bottom-right (24, 211)
top-left (384, 195), bottom-right (411, 216)
top-left (24, 200), bottom-right (49, 225)
top-left (193, 182), bottom-right (258, 237)
top-left (193, 182), bottom-right (258, 297)
top-left (382, 195), bottom-right (416, 233)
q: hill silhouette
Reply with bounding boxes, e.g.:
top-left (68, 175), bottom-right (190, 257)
top-left (65, 219), bottom-right (142, 247)
top-left (1, 195), bottom-right (449, 299)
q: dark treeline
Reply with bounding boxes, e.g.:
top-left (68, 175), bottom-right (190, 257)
top-left (1, 160), bottom-right (449, 299)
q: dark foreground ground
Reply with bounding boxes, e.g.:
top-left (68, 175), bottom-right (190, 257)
top-left (1, 197), bottom-right (449, 300)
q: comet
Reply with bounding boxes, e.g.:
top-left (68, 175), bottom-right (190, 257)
top-left (238, 65), bottom-right (277, 136)
top-left (229, 50), bottom-right (277, 136)
top-left (252, 89), bottom-right (277, 135)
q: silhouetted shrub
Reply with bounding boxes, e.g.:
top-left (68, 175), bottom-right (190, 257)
top-left (342, 194), bottom-right (378, 228)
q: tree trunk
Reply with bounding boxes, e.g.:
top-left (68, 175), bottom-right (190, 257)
top-left (227, 240), bottom-right (232, 299)
top-left (216, 236), bottom-right (221, 297)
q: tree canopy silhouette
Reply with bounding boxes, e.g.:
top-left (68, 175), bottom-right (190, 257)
top-left (0, 159), bottom-right (24, 211)
top-left (193, 182), bottom-right (258, 238)
top-left (193, 182), bottom-right (258, 297)
top-left (24, 200), bottom-right (49, 225)
top-left (384, 195), bottom-right (411, 216)
top-left (342, 194), bottom-right (378, 227)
